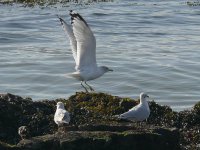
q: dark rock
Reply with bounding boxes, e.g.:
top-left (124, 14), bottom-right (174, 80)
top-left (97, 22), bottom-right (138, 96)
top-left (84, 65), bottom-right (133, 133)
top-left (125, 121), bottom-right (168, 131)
top-left (17, 126), bottom-right (180, 150)
top-left (0, 93), bottom-right (56, 144)
top-left (77, 124), bottom-right (137, 132)
top-left (0, 92), bottom-right (199, 150)
top-left (0, 141), bottom-right (19, 150)
top-left (0, 0), bottom-right (114, 7)
top-left (17, 134), bottom-right (59, 150)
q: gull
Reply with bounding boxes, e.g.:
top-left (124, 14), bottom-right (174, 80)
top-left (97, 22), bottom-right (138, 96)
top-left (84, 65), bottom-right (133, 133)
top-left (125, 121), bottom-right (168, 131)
top-left (54, 102), bottom-right (70, 127)
top-left (18, 126), bottom-right (30, 139)
top-left (118, 93), bottom-right (150, 122)
top-left (58, 10), bottom-right (113, 92)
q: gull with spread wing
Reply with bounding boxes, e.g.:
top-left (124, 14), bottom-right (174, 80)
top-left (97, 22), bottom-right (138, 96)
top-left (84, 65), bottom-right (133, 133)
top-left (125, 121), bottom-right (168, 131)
top-left (58, 10), bottom-right (113, 92)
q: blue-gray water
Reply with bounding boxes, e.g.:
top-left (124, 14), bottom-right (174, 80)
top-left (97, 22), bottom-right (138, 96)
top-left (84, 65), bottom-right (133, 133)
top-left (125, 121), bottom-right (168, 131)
top-left (0, 0), bottom-right (200, 111)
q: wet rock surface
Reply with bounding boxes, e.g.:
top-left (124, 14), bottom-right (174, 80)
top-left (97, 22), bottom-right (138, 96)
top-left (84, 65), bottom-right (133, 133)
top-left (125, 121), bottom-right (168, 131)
top-left (17, 127), bottom-right (180, 150)
top-left (0, 92), bottom-right (199, 150)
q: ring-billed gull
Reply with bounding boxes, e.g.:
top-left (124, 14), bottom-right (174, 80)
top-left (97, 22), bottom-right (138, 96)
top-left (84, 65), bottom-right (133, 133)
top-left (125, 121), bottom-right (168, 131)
top-left (58, 10), bottom-right (113, 92)
top-left (18, 126), bottom-right (30, 139)
top-left (118, 93), bottom-right (150, 122)
top-left (54, 102), bottom-right (70, 127)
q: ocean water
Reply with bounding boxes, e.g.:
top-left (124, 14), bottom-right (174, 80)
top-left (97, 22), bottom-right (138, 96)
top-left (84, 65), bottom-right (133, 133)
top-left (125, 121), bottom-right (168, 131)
top-left (0, 0), bottom-right (200, 111)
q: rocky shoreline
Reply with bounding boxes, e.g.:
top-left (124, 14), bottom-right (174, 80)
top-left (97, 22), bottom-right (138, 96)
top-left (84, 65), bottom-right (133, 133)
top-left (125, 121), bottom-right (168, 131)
top-left (0, 0), bottom-right (114, 7)
top-left (0, 92), bottom-right (199, 150)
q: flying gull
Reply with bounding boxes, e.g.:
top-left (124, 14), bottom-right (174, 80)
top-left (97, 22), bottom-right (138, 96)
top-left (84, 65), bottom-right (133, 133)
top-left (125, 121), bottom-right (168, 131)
top-left (58, 10), bottom-right (113, 92)
top-left (118, 93), bottom-right (150, 122)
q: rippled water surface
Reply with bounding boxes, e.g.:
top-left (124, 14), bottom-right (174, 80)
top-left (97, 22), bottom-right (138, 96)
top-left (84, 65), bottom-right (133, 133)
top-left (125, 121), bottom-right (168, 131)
top-left (0, 0), bottom-right (200, 111)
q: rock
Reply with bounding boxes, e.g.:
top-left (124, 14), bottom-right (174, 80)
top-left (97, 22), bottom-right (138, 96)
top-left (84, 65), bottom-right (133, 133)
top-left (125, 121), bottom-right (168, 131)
top-left (17, 126), bottom-right (180, 150)
top-left (0, 92), bottom-right (199, 150)
top-left (0, 93), bottom-right (56, 144)
top-left (0, 141), bottom-right (19, 150)
top-left (0, 0), bottom-right (117, 7)
top-left (77, 124), bottom-right (137, 132)
top-left (17, 134), bottom-right (58, 150)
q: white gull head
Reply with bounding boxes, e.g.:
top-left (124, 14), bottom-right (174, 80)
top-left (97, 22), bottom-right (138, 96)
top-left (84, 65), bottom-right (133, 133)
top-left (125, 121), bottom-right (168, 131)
top-left (56, 101), bottom-right (65, 109)
top-left (139, 92), bottom-right (149, 104)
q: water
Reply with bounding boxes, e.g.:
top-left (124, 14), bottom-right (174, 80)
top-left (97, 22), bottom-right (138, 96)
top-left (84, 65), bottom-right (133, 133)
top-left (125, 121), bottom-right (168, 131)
top-left (0, 0), bottom-right (200, 111)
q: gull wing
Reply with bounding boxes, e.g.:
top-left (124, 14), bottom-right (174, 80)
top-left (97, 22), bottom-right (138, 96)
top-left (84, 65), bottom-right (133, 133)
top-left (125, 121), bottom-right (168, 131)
top-left (58, 17), bottom-right (77, 65)
top-left (62, 111), bottom-right (71, 124)
top-left (55, 109), bottom-right (70, 124)
top-left (119, 105), bottom-right (141, 120)
top-left (120, 109), bottom-right (137, 120)
top-left (70, 10), bottom-right (97, 70)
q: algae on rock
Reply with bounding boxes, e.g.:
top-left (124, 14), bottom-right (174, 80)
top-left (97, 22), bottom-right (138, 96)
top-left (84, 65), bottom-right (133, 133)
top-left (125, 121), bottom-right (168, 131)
top-left (0, 92), bottom-right (200, 150)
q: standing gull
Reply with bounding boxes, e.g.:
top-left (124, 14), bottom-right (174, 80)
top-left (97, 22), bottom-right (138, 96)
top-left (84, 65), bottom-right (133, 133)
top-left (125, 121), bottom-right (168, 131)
top-left (58, 10), bottom-right (113, 92)
top-left (18, 126), bottom-right (30, 140)
top-left (54, 102), bottom-right (70, 127)
top-left (118, 93), bottom-right (150, 122)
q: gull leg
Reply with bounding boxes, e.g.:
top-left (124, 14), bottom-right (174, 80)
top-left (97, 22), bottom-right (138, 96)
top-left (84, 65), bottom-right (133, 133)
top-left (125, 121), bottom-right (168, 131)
top-left (81, 81), bottom-right (88, 93)
top-left (85, 81), bottom-right (94, 91)
top-left (145, 119), bottom-right (150, 129)
top-left (134, 121), bottom-right (142, 131)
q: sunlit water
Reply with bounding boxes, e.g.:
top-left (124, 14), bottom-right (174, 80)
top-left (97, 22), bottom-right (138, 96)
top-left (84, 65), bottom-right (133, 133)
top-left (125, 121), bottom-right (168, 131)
top-left (0, 0), bottom-right (200, 111)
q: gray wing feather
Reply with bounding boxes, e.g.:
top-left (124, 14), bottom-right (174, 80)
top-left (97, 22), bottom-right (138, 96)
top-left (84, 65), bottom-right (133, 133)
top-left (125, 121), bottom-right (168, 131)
top-left (58, 17), bottom-right (78, 65)
top-left (70, 11), bottom-right (97, 70)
